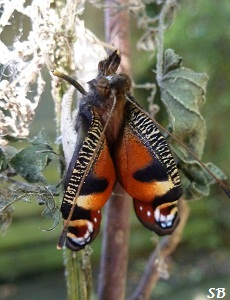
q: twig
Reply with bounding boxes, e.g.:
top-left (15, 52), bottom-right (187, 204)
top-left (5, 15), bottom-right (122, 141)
top-left (127, 199), bottom-right (190, 300)
top-left (156, 0), bottom-right (178, 86)
top-left (97, 1), bottom-right (131, 299)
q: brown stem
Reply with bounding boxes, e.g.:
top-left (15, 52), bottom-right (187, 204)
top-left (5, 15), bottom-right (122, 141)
top-left (104, 0), bottom-right (131, 75)
top-left (97, 1), bottom-right (131, 299)
top-left (98, 183), bottom-right (131, 300)
top-left (127, 199), bottom-right (190, 300)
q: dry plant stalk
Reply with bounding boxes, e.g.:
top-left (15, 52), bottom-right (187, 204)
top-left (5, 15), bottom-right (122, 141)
top-left (97, 1), bottom-right (132, 300)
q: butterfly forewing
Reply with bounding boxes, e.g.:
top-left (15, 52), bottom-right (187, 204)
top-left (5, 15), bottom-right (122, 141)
top-left (61, 107), bottom-right (116, 251)
top-left (114, 101), bottom-right (183, 234)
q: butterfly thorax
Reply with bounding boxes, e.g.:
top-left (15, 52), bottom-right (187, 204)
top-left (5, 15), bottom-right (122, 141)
top-left (91, 73), bottom-right (131, 145)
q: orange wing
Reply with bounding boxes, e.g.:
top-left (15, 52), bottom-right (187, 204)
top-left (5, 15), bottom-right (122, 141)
top-left (114, 101), bottom-right (183, 235)
top-left (61, 107), bottom-right (116, 250)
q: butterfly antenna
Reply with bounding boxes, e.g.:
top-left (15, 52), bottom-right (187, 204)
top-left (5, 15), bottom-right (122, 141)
top-left (126, 95), bottom-right (230, 198)
top-left (53, 70), bottom-right (87, 95)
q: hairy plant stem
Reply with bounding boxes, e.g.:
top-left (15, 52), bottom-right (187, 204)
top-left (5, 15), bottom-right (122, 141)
top-left (156, 0), bottom-right (178, 86)
top-left (63, 249), bottom-right (92, 300)
top-left (52, 5), bottom-right (92, 299)
top-left (57, 83), bottom-right (92, 300)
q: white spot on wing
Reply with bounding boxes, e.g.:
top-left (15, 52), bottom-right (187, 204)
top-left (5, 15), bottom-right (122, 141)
top-left (147, 210), bottom-right (151, 217)
top-left (68, 221), bottom-right (94, 245)
top-left (154, 208), bottom-right (160, 222)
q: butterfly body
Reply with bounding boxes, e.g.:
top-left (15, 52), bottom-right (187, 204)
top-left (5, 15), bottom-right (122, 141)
top-left (60, 51), bottom-right (183, 251)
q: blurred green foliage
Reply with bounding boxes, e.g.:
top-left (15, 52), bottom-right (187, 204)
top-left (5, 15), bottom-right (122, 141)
top-left (164, 0), bottom-right (230, 249)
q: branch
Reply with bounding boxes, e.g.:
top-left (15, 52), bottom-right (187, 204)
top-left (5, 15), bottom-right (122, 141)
top-left (97, 1), bottom-right (131, 299)
top-left (127, 199), bottom-right (190, 300)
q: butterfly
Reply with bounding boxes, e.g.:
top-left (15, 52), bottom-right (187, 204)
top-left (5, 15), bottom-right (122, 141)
top-left (55, 50), bottom-right (186, 251)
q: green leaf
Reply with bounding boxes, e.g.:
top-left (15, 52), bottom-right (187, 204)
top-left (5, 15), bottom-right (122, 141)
top-left (0, 146), bottom-right (18, 172)
top-left (0, 205), bottom-right (13, 234)
top-left (37, 186), bottom-right (61, 231)
top-left (160, 49), bottom-right (228, 200)
top-left (163, 49), bottom-right (182, 72)
top-left (161, 49), bottom-right (208, 160)
top-left (205, 162), bottom-right (227, 184)
top-left (9, 130), bottom-right (54, 183)
top-left (179, 161), bottom-right (227, 200)
top-left (0, 185), bottom-right (61, 233)
top-left (31, 129), bottom-right (51, 146)
top-left (176, 153), bottom-right (225, 200)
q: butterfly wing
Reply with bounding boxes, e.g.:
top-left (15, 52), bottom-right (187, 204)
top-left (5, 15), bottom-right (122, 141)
top-left (114, 101), bottom-right (183, 235)
top-left (61, 107), bottom-right (116, 250)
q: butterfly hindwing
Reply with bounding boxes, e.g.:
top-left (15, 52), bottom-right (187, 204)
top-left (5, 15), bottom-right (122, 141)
top-left (61, 107), bottom-right (116, 250)
top-left (114, 101), bottom-right (183, 235)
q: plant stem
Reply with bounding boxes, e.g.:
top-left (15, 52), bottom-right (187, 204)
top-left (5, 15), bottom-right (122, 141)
top-left (63, 248), bottom-right (92, 300)
top-left (97, 1), bottom-right (131, 299)
top-left (52, 4), bottom-right (93, 298)
top-left (156, 0), bottom-right (178, 86)
top-left (58, 83), bottom-right (92, 300)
